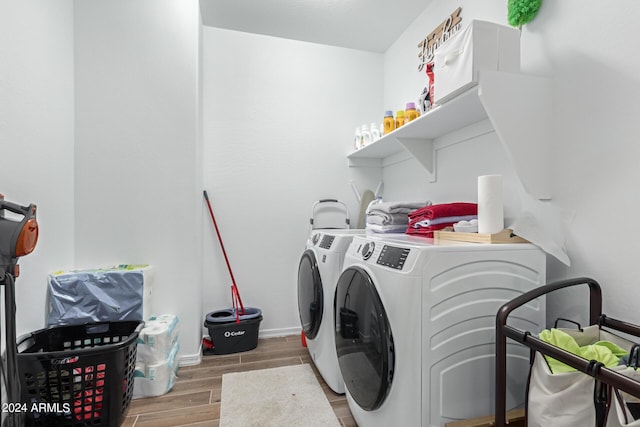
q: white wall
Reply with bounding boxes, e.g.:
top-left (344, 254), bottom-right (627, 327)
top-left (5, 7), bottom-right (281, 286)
top-left (202, 28), bottom-right (383, 335)
top-left (74, 0), bottom-right (204, 360)
top-left (382, 0), bottom-right (640, 326)
top-left (523, 1), bottom-right (640, 325)
top-left (0, 0), bottom-right (75, 338)
top-left (4, 0), bottom-right (640, 366)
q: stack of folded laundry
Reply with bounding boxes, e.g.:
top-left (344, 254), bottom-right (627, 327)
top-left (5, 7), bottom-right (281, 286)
top-left (366, 200), bottom-right (431, 233)
top-left (407, 202), bottom-right (477, 237)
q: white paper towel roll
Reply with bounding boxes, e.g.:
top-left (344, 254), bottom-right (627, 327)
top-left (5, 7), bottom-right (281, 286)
top-left (478, 175), bottom-right (504, 234)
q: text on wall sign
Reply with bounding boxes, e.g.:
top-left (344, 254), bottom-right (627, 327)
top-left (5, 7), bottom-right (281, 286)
top-left (417, 7), bottom-right (462, 71)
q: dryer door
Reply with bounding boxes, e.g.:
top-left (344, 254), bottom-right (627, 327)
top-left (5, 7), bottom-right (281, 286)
top-left (334, 266), bottom-right (394, 411)
top-left (297, 249), bottom-right (323, 339)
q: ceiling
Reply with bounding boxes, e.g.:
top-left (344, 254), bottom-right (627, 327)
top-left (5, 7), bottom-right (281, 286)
top-left (199, 0), bottom-right (433, 53)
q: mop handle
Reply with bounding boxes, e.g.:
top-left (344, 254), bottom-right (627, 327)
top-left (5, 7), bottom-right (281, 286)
top-left (231, 285), bottom-right (245, 323)
top-left (203, 191), bottom-right (240, 290)
top-left (203, 191), bottom-right (246, 317)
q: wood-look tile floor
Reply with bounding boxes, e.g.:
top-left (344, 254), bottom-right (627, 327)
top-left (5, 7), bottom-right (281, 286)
top-left (122, 335), bottom-right (356, 426)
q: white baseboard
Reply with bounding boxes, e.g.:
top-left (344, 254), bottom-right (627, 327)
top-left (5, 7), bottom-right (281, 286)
top-left (179, 347), bottom-right (203, 366)
top-left (258, 326), bottom-right (301, 339)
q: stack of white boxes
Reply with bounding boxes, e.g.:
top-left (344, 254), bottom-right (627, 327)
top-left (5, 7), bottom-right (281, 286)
top-left (133, 314), bottom-right (180, 399)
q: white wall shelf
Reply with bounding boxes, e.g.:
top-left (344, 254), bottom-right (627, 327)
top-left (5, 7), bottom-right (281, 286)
top-left (347, 70), bottom-right (552, 199)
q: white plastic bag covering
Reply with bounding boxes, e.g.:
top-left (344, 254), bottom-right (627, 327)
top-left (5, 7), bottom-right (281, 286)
top-left (47, 265), bottom-right (152, 326)
top-left (504, 178), bottom-right (574, 266)
top-left (528, 327), bottom-right (640, 427)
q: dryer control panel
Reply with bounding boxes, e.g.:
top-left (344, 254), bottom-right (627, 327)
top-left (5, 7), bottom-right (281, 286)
top-left (377, 245), bottom-right (410, 270)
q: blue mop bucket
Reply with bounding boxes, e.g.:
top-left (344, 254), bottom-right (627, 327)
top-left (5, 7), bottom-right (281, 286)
top-left (204, 307), bottom-right (262, 355)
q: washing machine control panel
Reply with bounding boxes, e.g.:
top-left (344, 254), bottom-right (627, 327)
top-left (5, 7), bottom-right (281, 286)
top-left (377, 245), bottom-right (410, 270)
top-left (319, 234), bottom-right (335, 249)
top-left (361, 241), bottom-right (375, 260)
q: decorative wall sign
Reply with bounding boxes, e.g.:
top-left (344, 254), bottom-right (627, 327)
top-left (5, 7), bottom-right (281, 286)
top-left (417, 7), bottom-right (462, 71)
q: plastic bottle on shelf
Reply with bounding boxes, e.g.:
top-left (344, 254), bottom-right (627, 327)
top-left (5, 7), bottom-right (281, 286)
top-left (361, 124), bottom-right (372, 146)
top-left (383, 111), bottom-right (395, 135)
top-left (370, 123), bottom-right (380, 141)
top-left (405, 102), bottom-right (419, 123)
top-left (395, 110), bottom-right (405, 129)
top-left (354, 127), bottom-right (362, 149)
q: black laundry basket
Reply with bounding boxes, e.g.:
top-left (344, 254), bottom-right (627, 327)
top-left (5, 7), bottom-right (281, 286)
top-left (495, 277), bottom-right (640, 427)
top-left (16, 320), bottom-right (143, 427)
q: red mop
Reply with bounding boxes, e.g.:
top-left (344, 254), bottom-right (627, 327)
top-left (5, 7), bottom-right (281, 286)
top-left (203, 190), bottom-right (245, 323)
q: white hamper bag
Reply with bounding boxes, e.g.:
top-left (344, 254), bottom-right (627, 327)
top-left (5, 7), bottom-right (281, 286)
top-left (528, 326), bottom-right (640, 427)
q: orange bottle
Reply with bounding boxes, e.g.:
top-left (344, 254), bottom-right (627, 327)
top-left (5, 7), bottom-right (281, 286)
top-left (383, 111), bottom-right (395, 134)
top-left (395, 110), bottom-right (405, 129)
top-left (405, 102), bottom-right (419, 122)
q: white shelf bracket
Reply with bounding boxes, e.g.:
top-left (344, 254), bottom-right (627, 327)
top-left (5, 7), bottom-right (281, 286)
top-left (396, 137), bottom-right (436, 182)
top-left (478, 71), bottom-right (552, 199)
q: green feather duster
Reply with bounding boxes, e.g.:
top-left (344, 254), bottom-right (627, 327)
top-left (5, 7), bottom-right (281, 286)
top-left (508, 0), bottom-right (542, 28)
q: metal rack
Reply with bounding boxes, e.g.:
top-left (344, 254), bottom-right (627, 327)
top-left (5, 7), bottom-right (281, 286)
top-left (495, 277), bottom-right (640, 426)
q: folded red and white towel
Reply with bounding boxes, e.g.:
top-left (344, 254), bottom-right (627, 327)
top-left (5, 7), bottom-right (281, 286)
top-left (406, 224), bottom-right (452, 236)
top-left (408, 202), bottom-right (478, 222)
top-left (410, 214), bottom-right (478, 229)
top-left (407, 202), bottom-right (477, 237)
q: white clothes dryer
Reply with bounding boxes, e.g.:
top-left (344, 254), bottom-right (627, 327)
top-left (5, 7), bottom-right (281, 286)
top-left (297, 229), bottom-right (365, 394)
top-left (334, 234), bottom-right (546, 426)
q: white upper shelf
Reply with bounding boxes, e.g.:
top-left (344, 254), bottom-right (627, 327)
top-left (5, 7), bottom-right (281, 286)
top-left (347, 70), bottom-right (552, 200)
top-left (349, 86), bottom-right (486, 158)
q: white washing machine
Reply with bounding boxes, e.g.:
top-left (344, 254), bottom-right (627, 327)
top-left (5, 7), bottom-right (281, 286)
top-left (334, 234), bottom-right (546, 426)
top-left (297, 229), bottom-right (365, 394)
